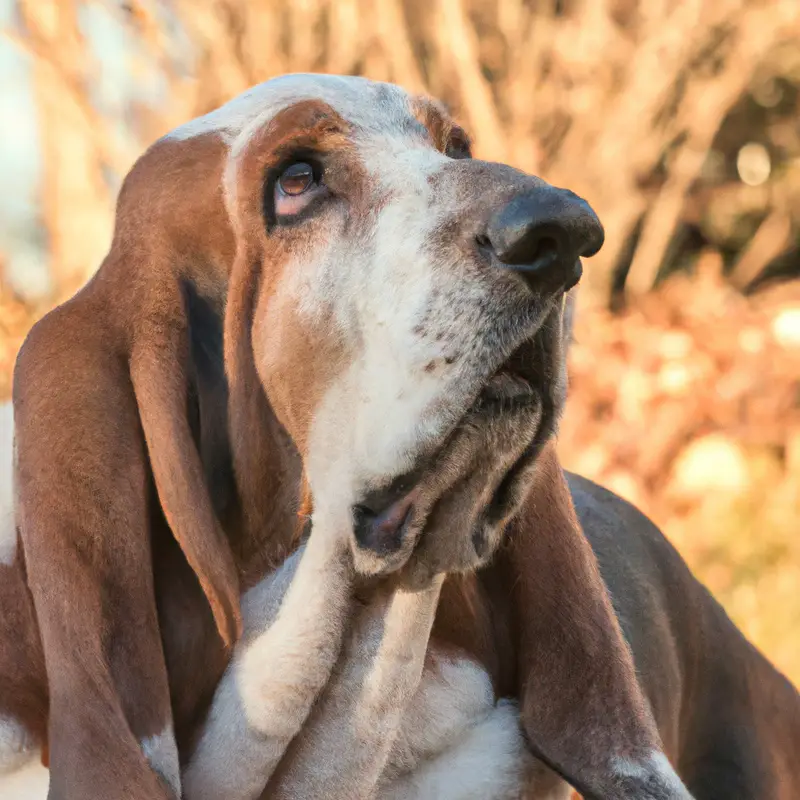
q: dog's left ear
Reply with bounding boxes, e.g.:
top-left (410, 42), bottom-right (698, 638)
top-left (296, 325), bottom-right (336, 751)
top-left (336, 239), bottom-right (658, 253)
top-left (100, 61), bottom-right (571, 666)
top-left (503, 294), bottom-right (691, 798)
top-left (506, 447), bottom-right (685, 798)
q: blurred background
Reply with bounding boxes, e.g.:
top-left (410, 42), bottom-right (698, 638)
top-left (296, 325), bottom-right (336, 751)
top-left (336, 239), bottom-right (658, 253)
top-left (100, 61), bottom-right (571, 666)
top-left (0, 0), bottom-right (798, 687)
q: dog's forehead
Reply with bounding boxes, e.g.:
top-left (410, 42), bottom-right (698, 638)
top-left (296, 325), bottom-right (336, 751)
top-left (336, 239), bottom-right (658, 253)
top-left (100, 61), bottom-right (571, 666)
top-left (168, 74), bottom-right (417, 146)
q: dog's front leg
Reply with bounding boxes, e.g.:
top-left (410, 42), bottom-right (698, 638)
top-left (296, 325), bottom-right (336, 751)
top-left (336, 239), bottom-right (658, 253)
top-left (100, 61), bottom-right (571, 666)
top-left (182, 519), bottom-right (353, 800)
top-left (264, 574), bottom-right (444, 800)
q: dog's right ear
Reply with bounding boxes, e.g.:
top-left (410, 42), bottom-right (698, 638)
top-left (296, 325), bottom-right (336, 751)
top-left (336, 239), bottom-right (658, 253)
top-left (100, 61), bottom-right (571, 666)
top-left (122, 135), bottom-right (243, 649)
top-left (12, 133), bottom-right (243, 799)
top-left (492, 289), bottom-right (691, 798)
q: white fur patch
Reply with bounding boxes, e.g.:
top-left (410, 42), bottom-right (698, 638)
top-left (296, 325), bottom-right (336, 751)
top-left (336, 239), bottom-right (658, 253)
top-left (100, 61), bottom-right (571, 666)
top-left (0, 714), bottom-right (50, 800)
top-left (0, 402), bottom-right (16, 566)
top-left (268, 577), bottom-right (445, 799)
top-left (183, 547), bottom-right (305, 800)
top-left (236, 528), bottom-right (349, 736)
top-left (0, 758), bottom-right (49, 800)
top-left (612, 749), bottom-right (693, 798)
top-left (383, 655), bottom-right (496, 779)
top-left (169, 74), bottom-right (407, 145)
top-left (140, 725), bottom-right (181, 798)
top-left (381, 699), bottom-right (532, 800)
top-left (377, 652), bottom-right (561, 800)
top-left (0, 715), bottom-right (37, 775)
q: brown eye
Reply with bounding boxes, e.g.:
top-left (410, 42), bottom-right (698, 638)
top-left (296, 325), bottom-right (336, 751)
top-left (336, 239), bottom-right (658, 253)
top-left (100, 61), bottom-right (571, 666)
top-left (278, 162), bottom-right (316, 196)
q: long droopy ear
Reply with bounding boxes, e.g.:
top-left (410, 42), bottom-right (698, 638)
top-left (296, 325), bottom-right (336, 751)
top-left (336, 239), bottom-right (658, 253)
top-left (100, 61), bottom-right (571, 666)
top-left (128, 274), bottom-right (242, 647)
top-left (12, 134), bottom-right (242, 799)
top-left (223, 128), bottom-right (304, 581)
top-left (507, 447), bottom-right (672, 797)
top-left (504, 294), bottom-right (691, 798)
top-left (124, 135), bottom-right (242, 648)
top-left (14, 309), bottom-right (184, 800)
top-left (223, 250), bottom-right (302, 577)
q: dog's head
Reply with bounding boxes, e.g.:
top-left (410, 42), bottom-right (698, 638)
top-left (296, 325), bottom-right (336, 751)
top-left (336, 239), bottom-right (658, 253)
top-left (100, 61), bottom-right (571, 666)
top-left (212, 74), bottom-right (600, 577)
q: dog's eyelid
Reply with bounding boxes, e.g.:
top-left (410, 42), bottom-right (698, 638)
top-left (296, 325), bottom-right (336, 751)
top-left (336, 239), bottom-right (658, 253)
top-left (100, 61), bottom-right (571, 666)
top-left (282, 153), bottom-right (324, 176)
top-left (269, 142), bottom-right (328, 177)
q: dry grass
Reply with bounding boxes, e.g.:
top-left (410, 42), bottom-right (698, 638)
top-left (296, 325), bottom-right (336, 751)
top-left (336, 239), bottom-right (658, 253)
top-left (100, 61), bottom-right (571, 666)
top-left (5, 0), bottom-right (799, 303)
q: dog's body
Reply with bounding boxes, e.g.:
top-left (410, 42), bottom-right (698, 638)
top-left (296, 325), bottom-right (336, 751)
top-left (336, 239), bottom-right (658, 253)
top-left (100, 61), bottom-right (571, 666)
top-left (2, 399), bottom-right (798, 799)
top-left (571, 475), bottom-right (800, 797)
top-left (1, 74), bottom-right (798, 799)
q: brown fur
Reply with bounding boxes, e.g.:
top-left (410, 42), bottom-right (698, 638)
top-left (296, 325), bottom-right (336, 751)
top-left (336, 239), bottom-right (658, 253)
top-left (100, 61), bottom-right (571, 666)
top-left (10, 131), bottom-right (241, 799)
top-left (411, 96), bottom-right (472, 158)
top-left (505, 444), bottom-right (661, 791)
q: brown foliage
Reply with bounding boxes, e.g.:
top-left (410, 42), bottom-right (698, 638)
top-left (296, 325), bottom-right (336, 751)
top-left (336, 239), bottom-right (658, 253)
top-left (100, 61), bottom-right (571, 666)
top-left (560, 268), bottom-right (800, 684)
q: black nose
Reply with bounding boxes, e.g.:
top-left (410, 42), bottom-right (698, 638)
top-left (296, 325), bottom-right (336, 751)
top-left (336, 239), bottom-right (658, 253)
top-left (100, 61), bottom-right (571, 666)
top-left (484, 186), bottom-right (604, 291)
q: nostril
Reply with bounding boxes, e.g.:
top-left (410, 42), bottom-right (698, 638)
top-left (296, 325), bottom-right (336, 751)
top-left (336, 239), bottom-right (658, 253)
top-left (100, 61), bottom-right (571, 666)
top-left (352, 501), bottom-right (413, 556)
top-left (527, 236), bottom-right (560, 272)
top-left (495, 227), bottom-right (564, 272)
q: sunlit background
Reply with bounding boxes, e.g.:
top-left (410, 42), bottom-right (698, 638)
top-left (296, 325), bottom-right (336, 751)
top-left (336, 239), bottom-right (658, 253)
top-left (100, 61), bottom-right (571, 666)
top-left (0, 0), bottom-right (798, 690)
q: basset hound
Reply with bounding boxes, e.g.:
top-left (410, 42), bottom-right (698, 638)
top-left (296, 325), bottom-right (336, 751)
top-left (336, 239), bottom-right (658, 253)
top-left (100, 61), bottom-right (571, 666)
top-left (1, 74), bottom-right (798, 800)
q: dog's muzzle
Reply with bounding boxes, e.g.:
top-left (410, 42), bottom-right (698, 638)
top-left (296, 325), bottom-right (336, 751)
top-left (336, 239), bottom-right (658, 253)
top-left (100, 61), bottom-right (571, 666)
top-left (349, 180), bottom-right (604, 575)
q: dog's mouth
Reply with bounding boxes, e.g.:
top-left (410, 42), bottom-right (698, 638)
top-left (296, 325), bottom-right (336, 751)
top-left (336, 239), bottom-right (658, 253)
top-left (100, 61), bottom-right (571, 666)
top-left (351, 337), bottom-right (541, 572)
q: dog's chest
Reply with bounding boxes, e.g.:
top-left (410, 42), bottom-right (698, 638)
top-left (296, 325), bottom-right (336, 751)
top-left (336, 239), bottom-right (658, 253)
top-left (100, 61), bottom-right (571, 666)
top-left (389, 649), bottom-right (498, 770)
top-left (379, 648), bottom-right (536, 799)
